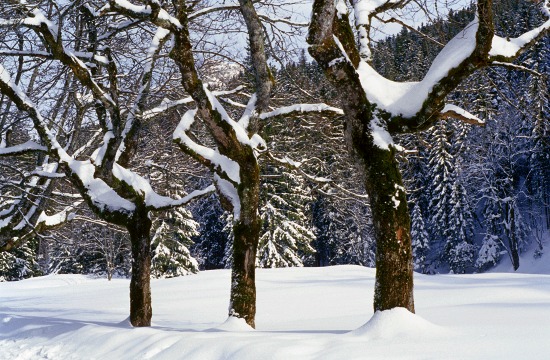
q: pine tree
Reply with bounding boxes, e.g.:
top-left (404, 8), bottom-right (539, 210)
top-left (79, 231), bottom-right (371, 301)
top-left (526, 38), bottom-right (550, 236)
top-left (257, 166), bottom-right (315, 268)
top-left (411, 204), bottom-right (430, 273)
top-left (427, 120), bottom-right (455, 254)
top-left (446, 175), bottom-right (476, 273)
top-left (0, 239), bottom-right (40, 281)
top-left (151, 206), bottom-right (199, 278)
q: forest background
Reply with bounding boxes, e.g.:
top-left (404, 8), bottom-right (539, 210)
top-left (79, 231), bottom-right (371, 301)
top-left (0, 0), bottom-right (548, 282)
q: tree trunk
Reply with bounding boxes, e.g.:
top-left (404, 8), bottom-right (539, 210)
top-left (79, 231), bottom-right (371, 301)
top-left (508, 205), bottom-right (520, 271)
top-left (360, 144), bottom-right (415, 312)
top-left (307, 12), bottom-right (415, 312)
top-left (127, 209), bottom-right (153, 327)
top-left (228, 155), bottom-right (261, 328)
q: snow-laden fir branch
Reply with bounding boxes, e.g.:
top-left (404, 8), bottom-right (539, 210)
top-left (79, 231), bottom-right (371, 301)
top-left (100, 0), bottom-right (182, 31)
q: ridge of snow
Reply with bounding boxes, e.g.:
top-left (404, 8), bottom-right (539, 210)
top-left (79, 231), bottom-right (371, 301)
top-left (108, 0), bottom-right (182, 29)
top-left (0, 140), bottom-right (47, 155)
top-left (259, 103), bottom-right (344, 119)
top-left (369, 116), bottom-right (394, 150)
top-left (442, 104), bottom-right (483, 124)
top-left (349, 307), bottom-right (446, 339)
top-left (212, 317), bottom-right (254, 332)
top-left (214, 173), bottom-right (241, 219)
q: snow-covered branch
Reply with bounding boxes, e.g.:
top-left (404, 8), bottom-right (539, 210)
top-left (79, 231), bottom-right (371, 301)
top-left (351, 0), bottom-right (407, 60)
top-left (488, 19), bottom-right (550, 62)
top-left (4, 4), bottom-right (119, 117)
top-left (0, 64), bottom-right (135, 221)
top-left (173, 109), bottom-right (241, 184)
top-left (490, 61), bottom-right (544, 77)
top-left (259, 103), bottom-right (344, 120)
top-left (440, 104), bottom-right (484, 126)
top-left (142, 86), bottom-right (245, 120)
top-left (100, 0), bottom-right (182, 31)
top-left (0, 140), bottom-right (47, 156)
top-left (116, 26), bottom-right (171, 165)
top-left (112, 162), bottom-right (215, 211)
top-left (35, 201), bottom-right (81, 228)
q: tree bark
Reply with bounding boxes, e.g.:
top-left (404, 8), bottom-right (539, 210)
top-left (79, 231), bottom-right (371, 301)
top-left (228, 152), bottom-right (261, 328)
top-left (363, 146), bottom-right (414, 312)
top-left (127, 208), bottom-right (153, 327)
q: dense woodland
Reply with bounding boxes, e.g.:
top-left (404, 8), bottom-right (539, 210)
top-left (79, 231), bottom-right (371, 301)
top-left (0, 0), bottom-right (548, 327)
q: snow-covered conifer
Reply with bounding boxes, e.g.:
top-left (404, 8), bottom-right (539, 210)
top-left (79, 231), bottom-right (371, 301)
top-left (257, 167), bottom-right (315, 268)
top-left (0, 240), bottom-right (40, 281)
top-left (427, 120), bottom-right (455, 244)
top-left (447, 176), bottom-right (476, 273)
top-left (151, 206), bottom-right (199, 278)
top-left (411, 204), bottom-right (430, 273)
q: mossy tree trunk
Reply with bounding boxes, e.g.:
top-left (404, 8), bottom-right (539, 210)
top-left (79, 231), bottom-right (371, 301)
top-left (362, 145), bottom-right (414, 311)
top-left (169, 3), bottom-right (265, 328)
top-left (228, 152), bottom-right (262, 327)
top-left (127, 207), bottom-right (153, 327)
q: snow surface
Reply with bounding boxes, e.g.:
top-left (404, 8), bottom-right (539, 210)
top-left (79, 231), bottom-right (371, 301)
top-left (2, 265), bottom-right (550, 359)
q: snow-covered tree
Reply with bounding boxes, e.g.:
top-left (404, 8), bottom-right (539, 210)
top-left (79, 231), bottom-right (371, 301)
top-left (411, 204), bottom-right (430, 273)
top-left (191, 195), bottom-right (229, 270)
top-left (0, 239), bottom-right (40, 281)
top-left (151, 206), bottom-right (199, 278)
top-left (447, 176), bottom-right (476, 273)
top-left (257, 167), bottom-right (315, 268)
top-left (427, 120), bottom-right (455, 244)
top-left (0, 1), bottom-right (212, 326)
top-left (307, 0), bottom-right (550, 312)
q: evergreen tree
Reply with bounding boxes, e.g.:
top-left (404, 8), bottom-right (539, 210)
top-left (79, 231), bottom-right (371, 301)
top-left (190, 195), bottom-right (229, 270)
top-left (257, 166), bottom-right (315, 268)
top-left (0, 239), bottom-right (40, 281)
top-left (151, 206), bottom-right (199, 278)
top-left (427, 120), bottom-right (455, 255)
top-left (446, 174), bottom-right (476, 273)
top-left (411, 204), bottom-right (430, 273)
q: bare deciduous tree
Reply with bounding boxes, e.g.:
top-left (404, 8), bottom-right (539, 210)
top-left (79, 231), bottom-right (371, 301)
top-left (307, 0), bottom-right (549, 312)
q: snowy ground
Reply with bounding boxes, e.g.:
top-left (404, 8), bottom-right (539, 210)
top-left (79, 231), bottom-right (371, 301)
top-left (1, 264), bottom-right (550, 360)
